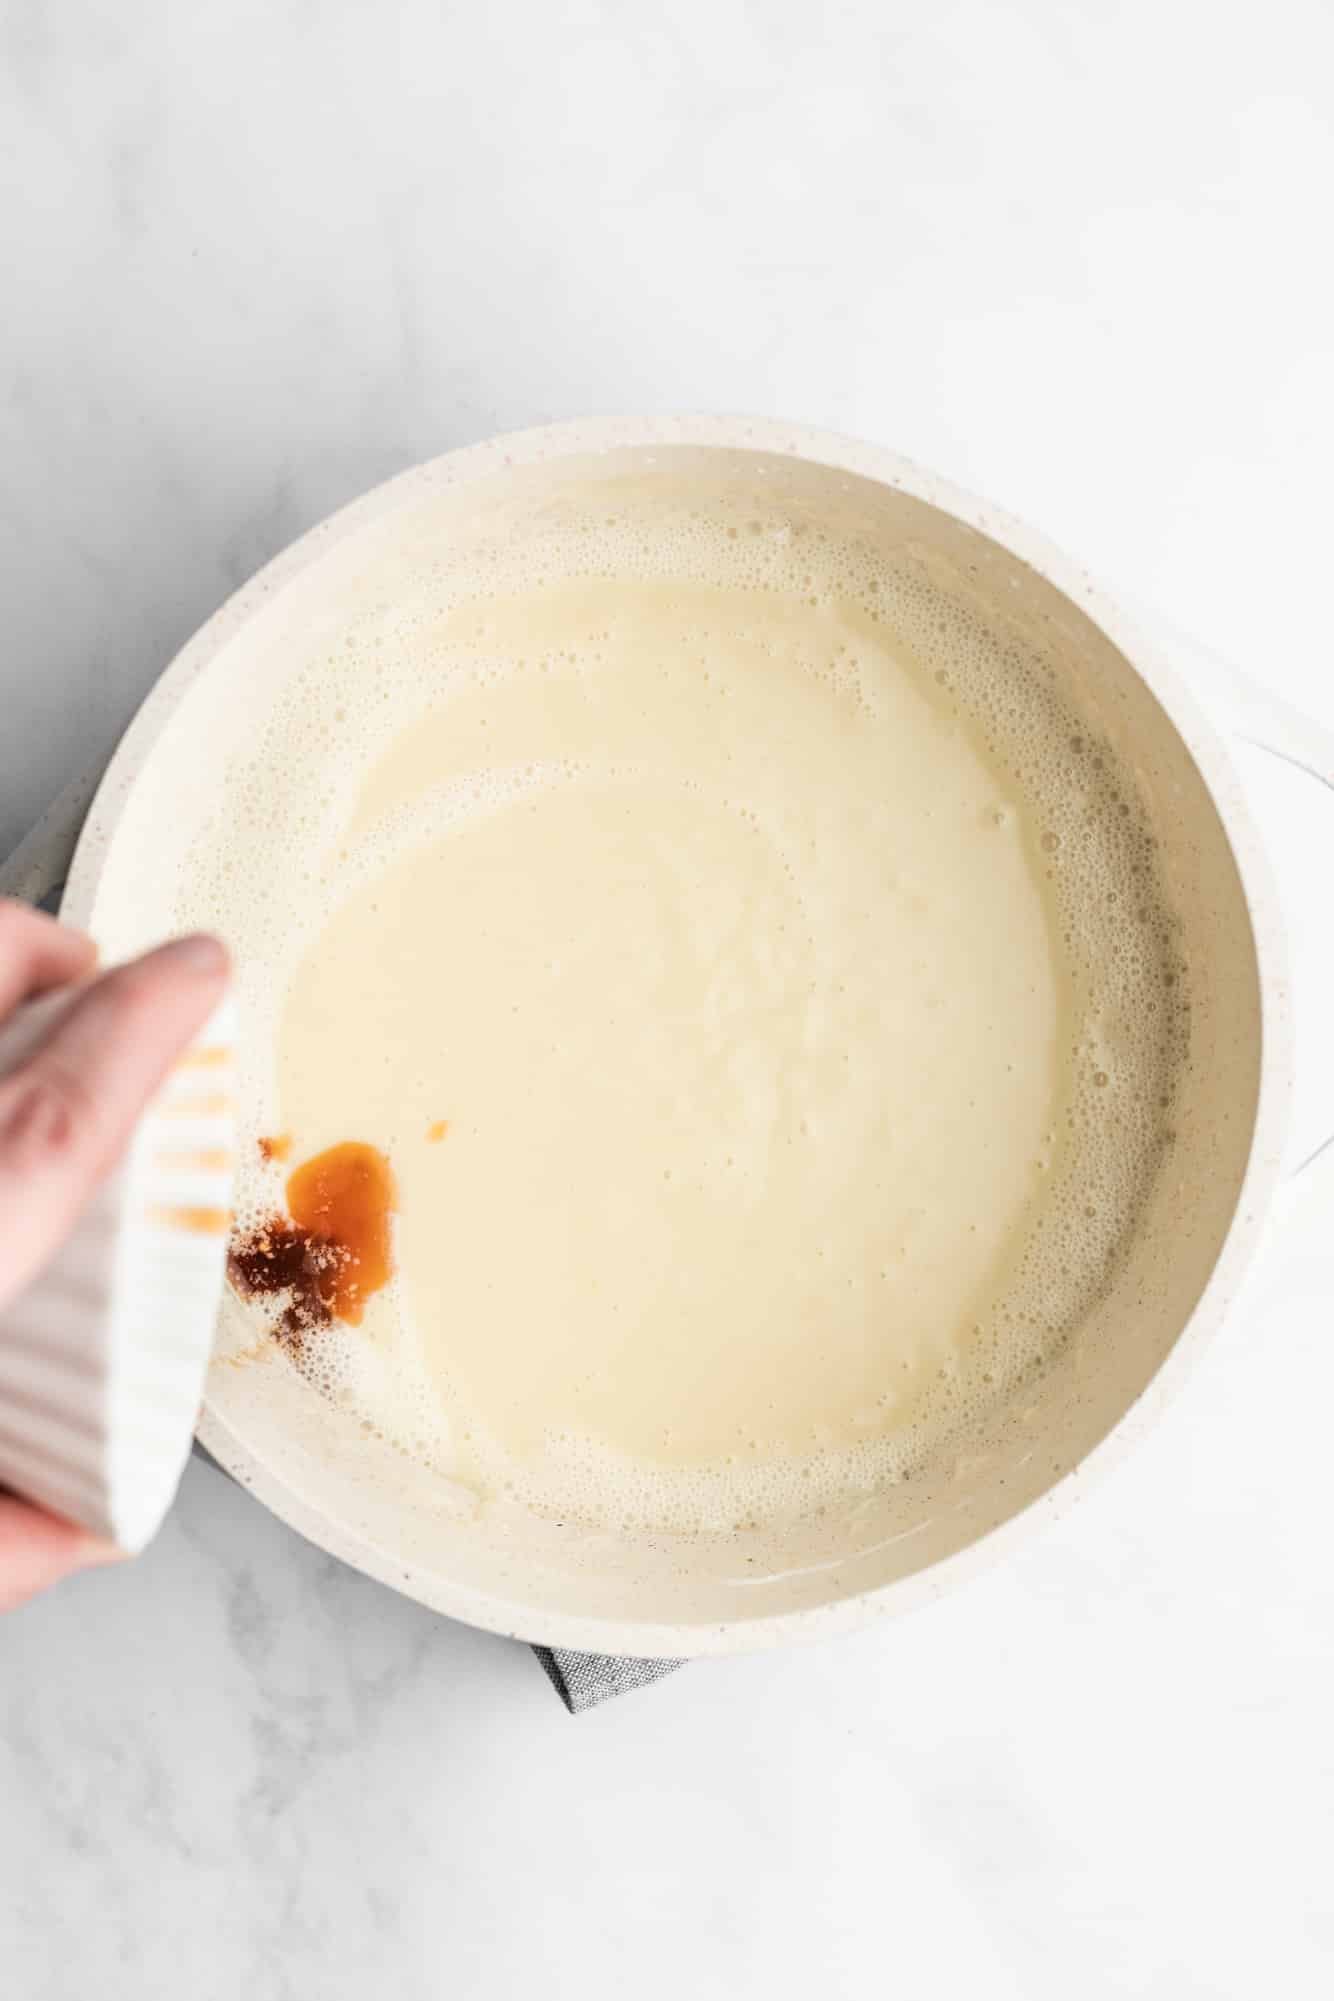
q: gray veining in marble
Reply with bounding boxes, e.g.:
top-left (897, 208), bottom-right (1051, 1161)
top-left (2, 4), bottom-right (1333, 1994)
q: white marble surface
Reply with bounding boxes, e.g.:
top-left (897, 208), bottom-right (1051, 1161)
top-left (2, 4), bottom-right (1333, 1995)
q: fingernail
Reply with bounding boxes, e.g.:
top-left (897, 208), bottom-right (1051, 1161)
top-left (156, 933), bottom-right (230, 978)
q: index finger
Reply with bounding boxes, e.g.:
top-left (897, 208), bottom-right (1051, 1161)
top-left (0, 933), bottom-right (230, 1304)
top-left (0, 900), bottom-right (97, 1016)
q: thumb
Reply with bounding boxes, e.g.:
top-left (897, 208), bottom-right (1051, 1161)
top-left (0, 1491), bottom-right (123, 1613)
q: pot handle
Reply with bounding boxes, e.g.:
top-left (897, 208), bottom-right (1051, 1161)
top-left (1145, 610), bottom-right (1334, 1201)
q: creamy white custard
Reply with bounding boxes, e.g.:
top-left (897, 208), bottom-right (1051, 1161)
top-left (183, 470), bottom-right (1185, 1536)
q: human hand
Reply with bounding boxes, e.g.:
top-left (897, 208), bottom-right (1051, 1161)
top-left (0, 900), bottom-right (229, 1611)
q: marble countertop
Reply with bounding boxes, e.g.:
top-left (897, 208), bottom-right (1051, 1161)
top-left (2, 5), bottom-right (1333, 1995)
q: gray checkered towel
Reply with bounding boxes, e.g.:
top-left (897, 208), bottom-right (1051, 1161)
top-left (533, 1648), bottom-right (682, 1713)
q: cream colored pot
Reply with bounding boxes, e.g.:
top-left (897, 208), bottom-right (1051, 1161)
top-left (54, 418), bottom-right (1329, 1657)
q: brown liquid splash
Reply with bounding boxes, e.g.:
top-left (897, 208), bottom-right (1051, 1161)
top-left (228, 1140), bottom-right (396, 1347)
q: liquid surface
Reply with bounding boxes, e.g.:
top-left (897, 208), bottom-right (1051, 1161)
top-left (285, 1141), bottom-right (396, 1326)
top-left (228, 1141), bottom-right (396, 1339)
top-left (189, 473), bottom-right (1186, 1535)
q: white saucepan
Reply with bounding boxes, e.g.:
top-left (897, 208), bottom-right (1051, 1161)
top-left (45, 417), bottom-right (1334, 1657)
